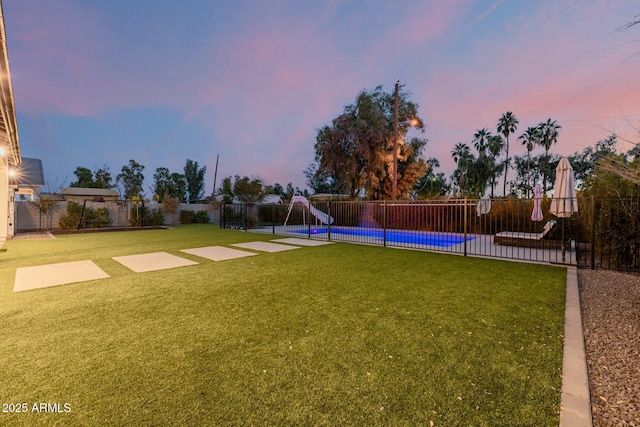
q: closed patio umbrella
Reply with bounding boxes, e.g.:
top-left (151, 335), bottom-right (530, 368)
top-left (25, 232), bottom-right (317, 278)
top-left (549, 157), bottom-right (578, 217)
top-left (531, 184), bottom-right (543, 222)
top-left (549, 157), bottom-right (578, 262)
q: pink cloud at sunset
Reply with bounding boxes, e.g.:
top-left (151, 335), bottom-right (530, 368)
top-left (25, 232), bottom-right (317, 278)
top-left (4, 0), bottom-right (639, 195)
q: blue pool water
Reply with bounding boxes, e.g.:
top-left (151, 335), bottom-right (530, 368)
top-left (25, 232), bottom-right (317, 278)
top-left (294, 227), bottom-right (474, 247)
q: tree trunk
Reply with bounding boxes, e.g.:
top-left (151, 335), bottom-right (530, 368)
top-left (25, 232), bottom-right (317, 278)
top-left (503, 136), bottom-right (509, 196)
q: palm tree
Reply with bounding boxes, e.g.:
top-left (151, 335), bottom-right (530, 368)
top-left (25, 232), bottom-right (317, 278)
top-left (518, 126), bottom-right (541, 197)
top-left (472, 128), bottom-right (491, 158)
top-left (469, 129), bottom-right (497, 196)
top-left (538, 118), bottom-right (562, 156)
top-left (497, 112), bottom-right (519, 196)
top-left (451, 142), bottom-right (471, 165)
top-left (537, 118), bottom-right (562, 191)
top-left (487, 135), bottom-right (505, 197)
top-left (451, 143), bottom-right (472, 195)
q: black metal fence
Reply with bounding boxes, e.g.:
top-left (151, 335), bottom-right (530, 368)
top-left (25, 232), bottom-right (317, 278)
top-left (221, 196), bottom-right (640, 273)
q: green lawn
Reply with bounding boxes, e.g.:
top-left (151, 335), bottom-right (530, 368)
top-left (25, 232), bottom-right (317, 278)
top-left (0, 225), bottom-right (566, 426)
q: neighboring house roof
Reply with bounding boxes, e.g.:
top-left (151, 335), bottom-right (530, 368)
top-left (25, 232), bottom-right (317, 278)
top-left (213, 194), bottom-right (284, 204)
top-left (10, 158), bottom-right (44, 188)
top-left (36, 193), bottom-right (65, 201)
top-left (261, 194), bottom-right (284, 204)
top-left (61, 187), bottom-right (120, 197)
top-left (309, 193), bottom-right (351, 200)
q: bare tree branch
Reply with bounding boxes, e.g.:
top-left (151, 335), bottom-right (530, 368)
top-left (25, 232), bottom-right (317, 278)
top-left (597, 155), bottom-right (640, 186)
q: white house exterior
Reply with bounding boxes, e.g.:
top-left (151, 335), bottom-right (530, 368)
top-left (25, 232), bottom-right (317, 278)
top-left (0, 2), bottom-right (21, 241)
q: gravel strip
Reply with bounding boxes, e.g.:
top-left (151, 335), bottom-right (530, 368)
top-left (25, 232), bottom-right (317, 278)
top-left (578, 269), bottom-right (640, 426)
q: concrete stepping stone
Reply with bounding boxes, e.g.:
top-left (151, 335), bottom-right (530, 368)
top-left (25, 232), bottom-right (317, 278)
top-left (271, 238), bottom-right (334, 247)
top-left (113, 252), bottom-right (198, 273)
top-left (231, 241), bottom-right (300, 253)
top-left (181, 246), bottom-right (257, 261)
top-left (14, 260), bottom-right (109, 292)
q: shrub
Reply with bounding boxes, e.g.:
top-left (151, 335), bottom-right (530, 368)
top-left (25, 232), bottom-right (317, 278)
top-left (195, 210), bottom-right (210, 224)
top-left (58, 202), bottom-right (83, 229)
top-left (93, 207), bottom-right (112, 228)
top-left (59, 202), bottom-right (112, 229)
top-left (148, 209), bottom-right (165, 226)
top-left (245, 215), bottom-right (257, 229)
top-left (180, 209), bottom-right (196, 224)
top-left (129, 205), bottom-right (147, 226)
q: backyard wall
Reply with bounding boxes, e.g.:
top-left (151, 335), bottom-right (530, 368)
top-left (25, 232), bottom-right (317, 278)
top-left (14, 201), bottom-right (221, 232)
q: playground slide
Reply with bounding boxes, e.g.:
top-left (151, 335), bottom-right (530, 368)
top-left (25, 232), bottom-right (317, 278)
top-left (290, 195), bottom-right (334, 225)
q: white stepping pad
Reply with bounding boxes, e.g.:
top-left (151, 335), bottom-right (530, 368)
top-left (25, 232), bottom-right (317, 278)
top-left (14, 260), bottom-right (110, 292)
top-left (231, 241), bottom-right (300, 253)
top-left (271, 238), bottom-right (334, 247)
top-left (181, 246), bottom-right (258, 261)
top-left (113, 252), bottom-right (198, 273)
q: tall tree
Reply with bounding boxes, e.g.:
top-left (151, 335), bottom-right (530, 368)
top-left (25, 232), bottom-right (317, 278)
top-left (231, 175), bottom-right (266, 206)
top-left (169, 173), bottom-right (187, 202)
top-left (94, 166), bottom-right (114, 189)
top-left (537, 118), bottom-right (562, 192)
top-left (451, 142), bottom-right (471, 165)
top-left (184, 159), bottom-right (207, 203)
top-left (217, 175), bottom-right (267, 205)
top-left (413, 158), bottom-right (449, 199)
top-left (220, 176), bottom-right (234, 204)
top-left (470, 128), bottom-right (494, 196)
top-left (451, 143), bottom-right (473, 195)
top-left (152, 167), bottom-right (172, 201)
top-left (152, 167), bottom-right (187, 202)
top-left (518, 126), bottom-right (541, 197)
top-left (311, 85), bottom-right (428, 199)
top-left (487, 135), bottom-right (505, 197)
top-left (272, 183), bottom-right (284, 195)
top-left (304, 162), bottom-right (346, 195)
top-left (537, 118), bottom-right (562, 156)
top-left (70, 166), bottom-right (114, 189)
top-left (70, 167), bottom-right (95, 188)
top-left (569, 135), bottom-right (618, 188)
top-left (472, 128), bottom-right (491, 158)
top-left (117, 159), bottom-right (145, 200)
top-left (497, 112), bottom-right (519, 196)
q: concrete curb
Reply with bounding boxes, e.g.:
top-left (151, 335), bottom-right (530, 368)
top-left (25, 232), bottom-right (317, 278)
top-left (560, 267), bottom-right (593, 426)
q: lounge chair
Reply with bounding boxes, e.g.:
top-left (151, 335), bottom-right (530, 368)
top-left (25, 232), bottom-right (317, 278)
top-left (494, 220), bottom-right (562, 249)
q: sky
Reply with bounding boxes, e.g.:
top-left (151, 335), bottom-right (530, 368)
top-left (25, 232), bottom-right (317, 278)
top-left (4, 0), bottom-right (640, 196)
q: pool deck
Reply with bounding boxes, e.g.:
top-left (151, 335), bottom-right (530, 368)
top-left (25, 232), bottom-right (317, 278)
top-left (250, 226), bottom-right (577, 265)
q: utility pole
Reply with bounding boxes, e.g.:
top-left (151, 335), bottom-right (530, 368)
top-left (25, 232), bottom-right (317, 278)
top-left (392, 81), bottom-right (399, 200)
top-left (211, 154), bottom-right (219, 201)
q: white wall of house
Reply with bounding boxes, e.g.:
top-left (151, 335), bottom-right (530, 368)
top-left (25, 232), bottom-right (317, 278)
top-left (0, 159), bottom-right (11, 240)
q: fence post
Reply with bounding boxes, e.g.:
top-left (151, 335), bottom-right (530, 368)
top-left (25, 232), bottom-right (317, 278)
top-left (307, 203), bottom-right (311, 237)
top-left (327, 200), bottom-right (332, 241)
top-left (463, 199), bottom-right (468, 257)
top-left (244, 204), bottom-right (247, 231)
top-left (272, 203), bottom-right (275, 235)
top-left (78, 200), bottom-right (87, 231)
top-left (590, 195), bottom-right (596, 270)
top-left (383, 200), bottom-right (387, 248)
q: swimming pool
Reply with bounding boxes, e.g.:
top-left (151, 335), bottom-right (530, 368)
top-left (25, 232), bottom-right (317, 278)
top-left (294, 227), bottom-right (475, 247)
